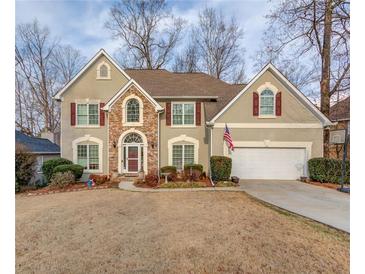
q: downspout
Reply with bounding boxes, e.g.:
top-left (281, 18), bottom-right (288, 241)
top-left (206, 122), bottom-right (215, 187)
top-left (157, 110), bottom-right (163, 180)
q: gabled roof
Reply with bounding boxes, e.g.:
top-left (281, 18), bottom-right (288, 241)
top-left (208, 63), bottom-right (334, 126)
top-left (124, 69), bottom-right (244, 120)
top-left (53, 49), bottom-right (131, 100)
top-left (102, 79), bottom-right (164, 112)
top-left (16, 131), bottom-right (60, 154)
top-left (330, 96), bottom-right (350, 121)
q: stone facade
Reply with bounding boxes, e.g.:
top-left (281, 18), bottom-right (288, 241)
top-left (108, 85), bottom-right (159, 174)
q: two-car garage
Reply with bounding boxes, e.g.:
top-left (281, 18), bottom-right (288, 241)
top-left (230, 147), bottom-right (307, 180)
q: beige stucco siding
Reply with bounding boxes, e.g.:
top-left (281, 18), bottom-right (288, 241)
top-left (216, 70), bottom-right (321, 124)
top-left (60, 55), bottom-right (129, 174)
top-left (158, 101), bottom-right (209, 172)
top-left (211, 128), bottom-right (323, 158)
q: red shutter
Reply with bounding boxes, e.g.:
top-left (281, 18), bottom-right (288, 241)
top-left (195, 102), bottom-right (201, 126)
top-left (71, 103), bottom-right (76, 126)
top-left (253, 92), bottom-right (259, 116)
top-left (276, 92), bottom-right (282, 116)
top-left (166, 102), bottom-right (171, 126)
top-left (100, 103), bottom-right (105, 126)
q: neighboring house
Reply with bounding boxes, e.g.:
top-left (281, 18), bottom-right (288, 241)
top-left (329, 96), bottom-right (350, 159)
top-left (15, 130), bottom-right (60, 181)
top-left (54, 49), bottom-right (332, 181)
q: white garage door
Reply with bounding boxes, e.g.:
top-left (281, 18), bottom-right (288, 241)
top-left (231, 148), bottom-right (306, 180)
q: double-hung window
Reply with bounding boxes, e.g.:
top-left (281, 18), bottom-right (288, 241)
top-left (77, 103), bottom-right (99, 126)
top-left (172, 103), bottom-right (195, 126)
top-left (77, 144), bottom-right (99, 170)
top-left (260, 89), bottom-right (275, 116)
top-left (172, 144), bottom-right (194, 170)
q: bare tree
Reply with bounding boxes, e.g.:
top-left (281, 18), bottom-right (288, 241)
top-left (15, 19), bottom-right (85, 136)
top-left (172, 42), bottom-right (199, 73)
top-left (105, 0), bottom-right (184, 69)
top-left (257, 0), bottom-right (349, 156)
top-left (193, 8), bottom-right (246, 83)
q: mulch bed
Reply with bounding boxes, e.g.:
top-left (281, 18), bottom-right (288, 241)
top-left (19, 181), bottom-right (118, 197)
top-left (134, 177), bottom-right (213, 189)
top-left (302, 180), bottom-right (350, 191)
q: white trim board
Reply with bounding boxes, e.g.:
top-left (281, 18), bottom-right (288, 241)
top-left (209, 63), bottom-right (333, 126)
top-left (213, 123), bottom-right (323, 129)
top-left (102, 79), bottom-right (163, 112)
top-left (54, 49), bottom-right (131, 100)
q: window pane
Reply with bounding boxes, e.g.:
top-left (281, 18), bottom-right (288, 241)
top-left (100, 64), bottom-right (108, 78)
top-left (89, 145), bottom-right (99, 170)
top-left (77, 145), bottom-right (87, 168)
top-left (77, 104), bottom-right (88, 125)
top-left (172, 104), bottom-right (183, 125)
top-left (89, 104), bottom-right (99, 125)
top-left (183, 103), bottom-right (194, 125)
top-left (260, 90), bottom-right (274, 115)
top-left (172, 145), bottom-right (183, 170)
top-left (184, 145), bottom-right (194, 165)
top-left (126, 99), bottom-right (139, 122)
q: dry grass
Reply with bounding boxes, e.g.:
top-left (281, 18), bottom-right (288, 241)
top-left (16, 189), bottom-right (349, 273)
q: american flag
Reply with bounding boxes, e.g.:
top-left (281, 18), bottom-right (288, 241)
top-left (224, 124), bottom-right (234, 151)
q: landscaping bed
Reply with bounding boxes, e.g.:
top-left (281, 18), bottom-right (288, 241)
top-left (18, 181), bottom-right (117, 196)
top-left (302, 180), bottom-right (350, 191)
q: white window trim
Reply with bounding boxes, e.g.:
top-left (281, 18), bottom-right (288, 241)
top-left (257, 82), bottom-right (278, 119)
top-left (36, 155), bottom-right (44, 173)
top-left (171, 102), bottom-right (196, 127)
top-left (223, 140), bottom-right (312, 176)
top-left (72, 135), bottom-right (103, 173)
top-left (168, 135), bottom-right (199, 168)
top-left (96, 61), bottom-right (111, 80)
top-left (122, 94), bottom-right (143, 126)
top-left (75, 99), bottom-right (101, 128)
top-left (117, 128), bottom-right (148, 173)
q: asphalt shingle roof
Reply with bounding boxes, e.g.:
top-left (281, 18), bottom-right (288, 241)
top-left (330, 97), bottom-right (350, 121)
top-left (16, 130), bottom-right (60, 154)
top-left (124, 69), bottom-right (245, 120)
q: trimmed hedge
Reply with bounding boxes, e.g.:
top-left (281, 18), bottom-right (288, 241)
top-left (210, 156), bottom-right (232, 181)
top-left (308, 157), bottom-right (350, 184)
top-left (184, 164), bottom-right (203, 173)
top-left (160, 166), bottom-right (177, 174)
top-left (53, 164), bottom-right (84, 180)
top-left (42, 158), bottom-right (73, 182)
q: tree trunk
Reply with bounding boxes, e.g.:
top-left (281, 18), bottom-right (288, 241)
top-left (320, 0), bottom-right (333, 158)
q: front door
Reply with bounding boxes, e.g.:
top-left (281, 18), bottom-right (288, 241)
top-left (127, 146), bottom-right (139, 172)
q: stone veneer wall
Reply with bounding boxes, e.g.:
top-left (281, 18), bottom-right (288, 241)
top-left (108, 85), bottom-right (159, 174)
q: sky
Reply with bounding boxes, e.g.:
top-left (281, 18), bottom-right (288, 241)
top-left (16, 0), bottom-right (272, 79)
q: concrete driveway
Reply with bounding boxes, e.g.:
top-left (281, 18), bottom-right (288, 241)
top-left (239, 180), bottom-right (350, 232)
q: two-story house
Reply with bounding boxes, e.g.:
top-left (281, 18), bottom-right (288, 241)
top-left (54, 49), bottom-right (332, 180)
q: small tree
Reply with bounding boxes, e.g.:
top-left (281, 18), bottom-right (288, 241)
top-left (15, 144), bottom-right (37, 186)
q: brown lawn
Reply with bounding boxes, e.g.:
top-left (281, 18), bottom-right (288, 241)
top-left (16, 189), bottom-right (349, 273)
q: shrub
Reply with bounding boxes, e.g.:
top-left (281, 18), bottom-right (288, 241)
top-left (183, 164), bottom-right (203, 181)
top-left (184, 164), bottom-right (203, 173)
top-left (42, 158), bottom-right (73, 182)
top-left (308, 157), bottom-right (350, 184)
top-left (49, 171), bottom-right (75, 189)
top-left (144, 173), bottom-right (159, 187)
top-left (210, 156), bottom-right (232, 181)
top-left (167, 172), bottom-right (177, 182)
top-left (89, 174), bottom-right (108, 185)
top-left (53, 164), bottom-right (84, 180)
top-left (15, 144), bottom-right (37, 186)
top-left (15, 180), bottom-right (20, 193)
top-left (160, 165), bottom-right (177, 174)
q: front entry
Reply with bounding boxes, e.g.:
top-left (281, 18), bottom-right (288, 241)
top-left (126, 145), bottom-right (139, 172)
top-left (118, 131), bottom-right (147, 174)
